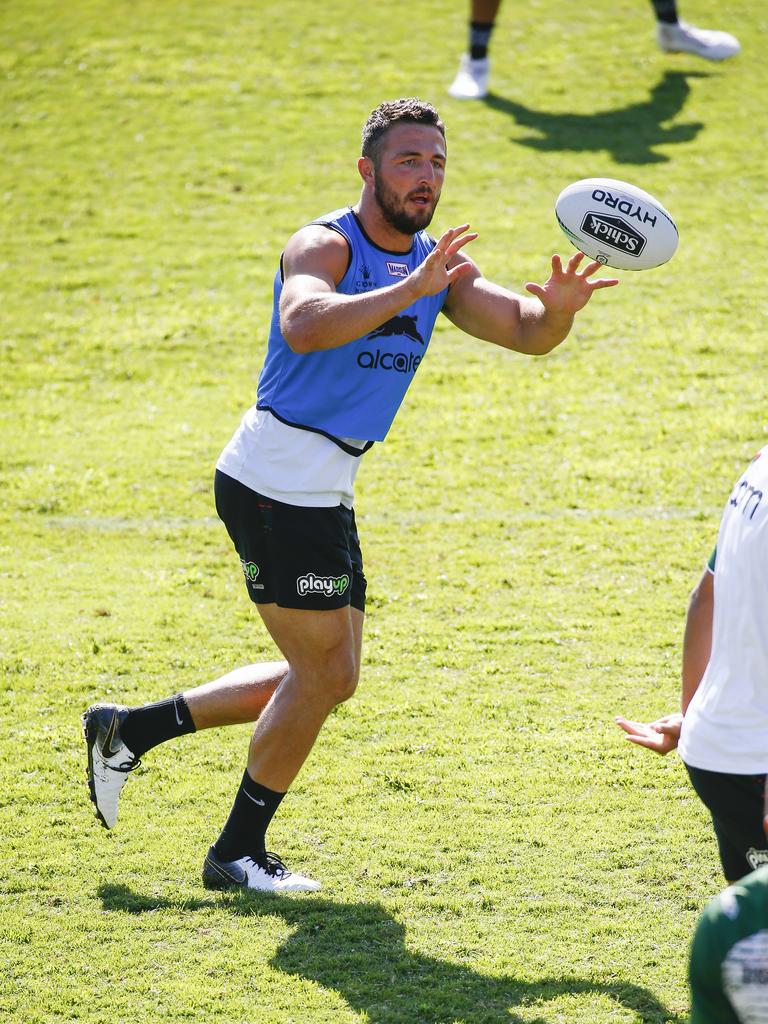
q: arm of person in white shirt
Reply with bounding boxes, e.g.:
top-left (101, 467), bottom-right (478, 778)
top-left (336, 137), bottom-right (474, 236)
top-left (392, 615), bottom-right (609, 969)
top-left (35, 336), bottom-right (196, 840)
top-left (614, 566), bottom-right (714, 754)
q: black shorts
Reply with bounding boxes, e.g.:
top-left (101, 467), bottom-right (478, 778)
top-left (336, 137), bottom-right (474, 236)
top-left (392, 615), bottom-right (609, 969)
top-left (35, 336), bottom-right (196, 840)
top-left (214, 470), bottom-right (366, 612)
top-left (684, 762), bottom-right (768, 881)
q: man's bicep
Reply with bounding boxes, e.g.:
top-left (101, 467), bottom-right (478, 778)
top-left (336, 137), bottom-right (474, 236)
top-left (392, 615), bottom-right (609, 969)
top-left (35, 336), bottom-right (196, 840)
top-left (280, 271), bottom-right (336, 311)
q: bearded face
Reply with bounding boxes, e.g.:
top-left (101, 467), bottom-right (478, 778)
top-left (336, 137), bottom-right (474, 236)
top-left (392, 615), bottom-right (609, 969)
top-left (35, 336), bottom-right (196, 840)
top-left (373, 171), bottom-right (440, 235)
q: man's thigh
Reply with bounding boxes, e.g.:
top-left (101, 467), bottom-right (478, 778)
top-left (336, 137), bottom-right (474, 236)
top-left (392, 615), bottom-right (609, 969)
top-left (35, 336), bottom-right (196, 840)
top-left (257, 603), bottom-right (365, 682)
top-left (685, 763), bottom-right (768, 880)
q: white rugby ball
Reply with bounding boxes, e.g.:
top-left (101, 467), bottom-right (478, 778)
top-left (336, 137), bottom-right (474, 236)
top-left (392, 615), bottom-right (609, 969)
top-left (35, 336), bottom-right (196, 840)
top-left (555, 177), bottom-right (678, 271)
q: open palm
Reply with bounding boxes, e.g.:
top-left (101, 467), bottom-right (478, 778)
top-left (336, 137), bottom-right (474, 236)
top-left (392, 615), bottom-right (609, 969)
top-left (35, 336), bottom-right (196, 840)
top-left (526, 252), bottom-right (619, 315)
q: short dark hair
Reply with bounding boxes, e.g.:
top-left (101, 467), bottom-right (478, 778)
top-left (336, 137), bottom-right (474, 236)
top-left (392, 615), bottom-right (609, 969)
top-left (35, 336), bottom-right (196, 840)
top-left (361, 98), bottom-right (446, 166)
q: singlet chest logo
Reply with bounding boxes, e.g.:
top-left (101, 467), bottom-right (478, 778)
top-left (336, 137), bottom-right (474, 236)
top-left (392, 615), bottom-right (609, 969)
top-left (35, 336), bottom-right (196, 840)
top-left (357, 314), bottom-right (425, 374)
top-left (386, 261), bottom-right (409, 278)
top-left (369, 315), bottom-right (424, 346)
top-left (354, 264), bottom-right (377, 293)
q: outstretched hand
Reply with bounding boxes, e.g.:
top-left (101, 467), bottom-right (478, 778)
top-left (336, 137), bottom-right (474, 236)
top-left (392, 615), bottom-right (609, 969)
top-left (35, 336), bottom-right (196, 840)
top-left (614, 712), bottom-right (683, 756)
top-left (526, 252), bottom-right (619, 315)
top-left (409, 224), bottom-right (477, 298)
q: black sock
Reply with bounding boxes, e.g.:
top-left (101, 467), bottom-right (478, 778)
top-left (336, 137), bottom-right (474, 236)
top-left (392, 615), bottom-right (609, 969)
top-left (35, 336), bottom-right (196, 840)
top-left (651, 0), bottom-right (679, 25)
top-left (469, 20), bottom-right (495, 60)
top-left (213, 771), bottom-right (285, 862)
top-left (118, 693), bottom-right (196, 758)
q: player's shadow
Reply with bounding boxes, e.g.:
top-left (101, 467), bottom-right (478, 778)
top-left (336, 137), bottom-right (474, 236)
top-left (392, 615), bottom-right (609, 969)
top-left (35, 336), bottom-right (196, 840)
top-left (484, 70), bottom-right (708, 164)
top-left (99, 884), bottom-right (681, 1024)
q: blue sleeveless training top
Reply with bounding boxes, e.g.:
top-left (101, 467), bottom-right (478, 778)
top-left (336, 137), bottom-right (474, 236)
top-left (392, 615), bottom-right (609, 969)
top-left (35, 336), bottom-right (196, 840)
top-left (256, 207), bottom-right (448, 450)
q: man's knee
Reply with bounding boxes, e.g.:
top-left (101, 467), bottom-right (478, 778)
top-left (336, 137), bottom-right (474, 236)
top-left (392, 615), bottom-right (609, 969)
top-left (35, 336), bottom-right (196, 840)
top-left (260, 602), bottom-right (362, 707)
top-left (317, 645), bottom-right (359, 705)
top-left (286, 638), bottom-right (359, 707)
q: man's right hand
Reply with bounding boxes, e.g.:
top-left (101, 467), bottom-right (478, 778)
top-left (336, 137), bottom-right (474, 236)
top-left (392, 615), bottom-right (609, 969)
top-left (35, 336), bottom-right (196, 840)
top-left (406, 224), bottom-right (477, 299)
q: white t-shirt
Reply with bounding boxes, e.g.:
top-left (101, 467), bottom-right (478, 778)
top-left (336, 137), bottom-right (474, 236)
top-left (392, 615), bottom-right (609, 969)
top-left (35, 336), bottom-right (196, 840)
top-left (680, 446), bottom-right (768, 774)
top-left (216, 407), bottom-right (363, 509)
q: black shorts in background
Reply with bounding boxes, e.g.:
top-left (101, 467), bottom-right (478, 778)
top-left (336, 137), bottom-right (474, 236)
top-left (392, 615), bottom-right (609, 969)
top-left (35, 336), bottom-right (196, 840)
top-left (684, 762), bottom-right (768, 881)
top-left (214, 470), bottom-right (367, 612)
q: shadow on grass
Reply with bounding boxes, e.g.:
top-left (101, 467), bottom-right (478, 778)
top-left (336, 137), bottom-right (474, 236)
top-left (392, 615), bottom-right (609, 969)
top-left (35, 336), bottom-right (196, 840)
top-left (99, 883), bottom-right (682, 1023)
top-left (484, 70), bottom-right (709, 164)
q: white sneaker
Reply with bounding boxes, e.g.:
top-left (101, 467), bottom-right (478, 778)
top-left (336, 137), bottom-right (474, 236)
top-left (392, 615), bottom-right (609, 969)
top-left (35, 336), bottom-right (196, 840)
top-left (448, 55), bottom-right (490, 100)
top-left (202, 847), bottom-right (321, 893)
top-left (657, 21), bottom-right (740, 61)
top-left (82, 703), bottom-right (140, 829)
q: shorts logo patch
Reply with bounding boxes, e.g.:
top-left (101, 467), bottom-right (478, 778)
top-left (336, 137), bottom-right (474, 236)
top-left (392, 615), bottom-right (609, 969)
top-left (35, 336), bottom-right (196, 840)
top-left (297, 572), bottom-right (350, 598)
top-left (241, 559), bottom-right (264, 589)
top-left (746, 848), bottom-right (768, 870)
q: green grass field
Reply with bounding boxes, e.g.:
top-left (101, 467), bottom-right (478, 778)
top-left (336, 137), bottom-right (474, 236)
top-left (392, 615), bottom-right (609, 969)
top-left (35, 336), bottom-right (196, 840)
top-left (2, 1), bottom-right (768, 1020)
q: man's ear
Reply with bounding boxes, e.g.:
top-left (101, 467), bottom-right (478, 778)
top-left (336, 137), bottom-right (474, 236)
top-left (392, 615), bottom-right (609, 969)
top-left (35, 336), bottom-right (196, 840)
top-left (358, 156), bottom-right (374, 185)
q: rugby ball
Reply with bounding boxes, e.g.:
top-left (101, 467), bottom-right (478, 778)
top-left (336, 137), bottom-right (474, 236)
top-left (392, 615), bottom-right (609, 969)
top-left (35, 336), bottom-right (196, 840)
top-left (555, 178), bottom-right (678, 271)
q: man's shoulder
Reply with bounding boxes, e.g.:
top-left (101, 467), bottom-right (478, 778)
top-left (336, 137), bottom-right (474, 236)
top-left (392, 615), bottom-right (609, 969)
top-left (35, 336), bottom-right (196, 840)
top-left (310, 206), bottom-right (353, 225)
top-left (306, 207), bottom-right (357, 241)
top-left (733, 446), bottom-right (768, 489)
top-left (283, 216), bottom-right (352, 276)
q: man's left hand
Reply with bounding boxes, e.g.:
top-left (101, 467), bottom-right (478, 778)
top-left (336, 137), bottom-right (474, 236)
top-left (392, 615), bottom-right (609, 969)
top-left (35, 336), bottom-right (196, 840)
top-left (525, 252), bottom-right (619, 315)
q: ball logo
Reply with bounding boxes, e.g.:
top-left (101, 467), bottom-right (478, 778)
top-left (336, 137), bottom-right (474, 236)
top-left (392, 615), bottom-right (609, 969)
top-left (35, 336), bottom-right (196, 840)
top-left (581, 212), bottom-right (646, 257)
top-left (590, 187), bottom-right (658, 227)
top-left (297, 573), bottom-right (351, 598)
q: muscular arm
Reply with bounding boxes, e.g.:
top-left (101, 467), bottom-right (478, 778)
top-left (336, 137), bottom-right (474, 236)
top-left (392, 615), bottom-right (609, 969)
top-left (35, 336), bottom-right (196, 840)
top-left (279, 223), bottom-right (475, 354)
top-left (682, 566), bottom-right (714, 713)
top-left (279, 226), bottom-right (416, 353)
top-left (442, 251), bottom-right (618, 356)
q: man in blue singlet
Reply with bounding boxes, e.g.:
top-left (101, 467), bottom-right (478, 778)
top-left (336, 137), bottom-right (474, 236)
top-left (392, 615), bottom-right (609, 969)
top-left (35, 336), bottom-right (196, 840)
top-left (82, 97), bottom-right (618, 892)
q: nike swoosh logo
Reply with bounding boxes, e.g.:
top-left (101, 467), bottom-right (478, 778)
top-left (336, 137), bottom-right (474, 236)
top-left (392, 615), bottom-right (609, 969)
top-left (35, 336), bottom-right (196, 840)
top-left (243, 791), bottom-right (266, 807)
top-left (102, 712), bottom-right (123, 758)
top-left (174, 700), bottom-right (183, 726)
